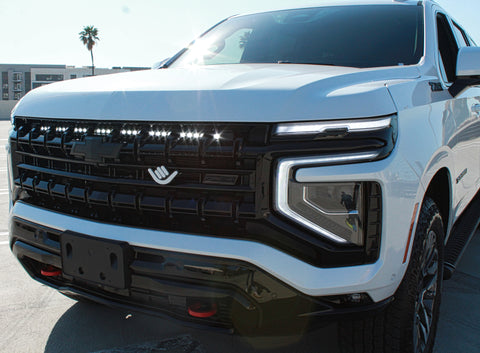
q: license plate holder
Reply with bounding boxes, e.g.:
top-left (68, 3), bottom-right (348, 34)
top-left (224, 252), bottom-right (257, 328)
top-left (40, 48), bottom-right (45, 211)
top-left (61, 232), bottom-right (129, 289)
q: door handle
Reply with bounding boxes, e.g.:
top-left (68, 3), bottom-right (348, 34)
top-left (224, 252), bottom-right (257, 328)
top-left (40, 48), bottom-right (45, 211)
top-left (471, 104), bottom-right (480, 113)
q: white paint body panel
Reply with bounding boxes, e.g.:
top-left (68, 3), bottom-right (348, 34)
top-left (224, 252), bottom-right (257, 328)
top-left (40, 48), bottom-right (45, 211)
top-left (13, 65), bottom-right (413, 122)
top-left (457, 47), bottom-right (480, 77)
top-left (8, 0), bottom-right (480, 302)
top-left (10, 201), bottom-right (392, 302)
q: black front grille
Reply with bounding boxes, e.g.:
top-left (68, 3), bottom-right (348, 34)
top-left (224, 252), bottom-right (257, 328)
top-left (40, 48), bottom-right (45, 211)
top-left (10, 116), bottom-right (390, 267)
top-left (11, 118), bottom-right (265, 234)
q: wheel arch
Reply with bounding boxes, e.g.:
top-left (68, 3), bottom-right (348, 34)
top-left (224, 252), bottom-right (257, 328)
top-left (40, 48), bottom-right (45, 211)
top-left (424, 167), bottom-right (451, 233)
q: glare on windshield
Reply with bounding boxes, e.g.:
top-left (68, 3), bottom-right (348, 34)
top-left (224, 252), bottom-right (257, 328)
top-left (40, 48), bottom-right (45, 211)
top-left (171, 5), bottom-right (424, 69)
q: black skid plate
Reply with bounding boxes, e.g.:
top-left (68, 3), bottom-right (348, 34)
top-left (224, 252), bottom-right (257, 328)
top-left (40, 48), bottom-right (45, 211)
top-left (61, 232), bottom-right (130, 289)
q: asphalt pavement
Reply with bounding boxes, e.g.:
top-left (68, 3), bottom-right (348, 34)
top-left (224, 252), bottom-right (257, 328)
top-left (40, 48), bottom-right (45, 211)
top-left (0, 120), bottom-right (479, 353)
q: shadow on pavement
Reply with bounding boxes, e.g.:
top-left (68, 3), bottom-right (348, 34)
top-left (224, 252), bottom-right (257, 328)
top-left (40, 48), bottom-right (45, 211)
top-left (44, 301), bottom-right (339, 353)
top-left (44, 302), bottom-right (191, 353)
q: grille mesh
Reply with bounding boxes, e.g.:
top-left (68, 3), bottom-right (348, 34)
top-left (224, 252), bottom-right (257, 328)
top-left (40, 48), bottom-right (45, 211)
top-left (11, 118), bottom-right (268, 234)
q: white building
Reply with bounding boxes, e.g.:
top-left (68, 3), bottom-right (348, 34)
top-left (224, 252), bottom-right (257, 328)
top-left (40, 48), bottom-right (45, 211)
top-left (30, 66), bottom-right (147, 90)
top-left (0, 64), bottom-right (148, 119)
top-left (1, 64), bottom-right (148, 101)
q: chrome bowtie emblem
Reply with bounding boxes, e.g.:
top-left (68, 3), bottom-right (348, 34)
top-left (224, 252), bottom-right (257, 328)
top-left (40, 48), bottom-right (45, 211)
top-left (148, 166), bottom-right (179, 185)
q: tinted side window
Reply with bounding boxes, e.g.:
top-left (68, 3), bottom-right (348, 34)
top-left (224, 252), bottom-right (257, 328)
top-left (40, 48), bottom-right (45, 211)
top-left (467, 35), bottom-right (477, 46)
top-left (437, 13), bottom-right (459, 82)
top-left (452, 22), bottom-right (470, 47)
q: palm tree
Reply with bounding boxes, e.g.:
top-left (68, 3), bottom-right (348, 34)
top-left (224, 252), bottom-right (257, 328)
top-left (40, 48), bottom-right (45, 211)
top-left (239, 31), bottom-right (251, 49)
top-left (79, 26), bottom-right (100, 76)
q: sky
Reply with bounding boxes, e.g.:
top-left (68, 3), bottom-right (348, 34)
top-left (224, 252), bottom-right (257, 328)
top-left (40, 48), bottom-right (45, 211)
top-left (1, 0), bottom-right (479, 69)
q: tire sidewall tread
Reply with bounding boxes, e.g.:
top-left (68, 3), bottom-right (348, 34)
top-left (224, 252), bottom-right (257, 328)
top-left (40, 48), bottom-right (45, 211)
top-left (338, 197), bottom-right (444, 353)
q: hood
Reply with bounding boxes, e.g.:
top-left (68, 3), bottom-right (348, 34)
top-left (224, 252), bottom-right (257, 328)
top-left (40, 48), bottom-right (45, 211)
top-left (13, 64), bottom-right (420, 122)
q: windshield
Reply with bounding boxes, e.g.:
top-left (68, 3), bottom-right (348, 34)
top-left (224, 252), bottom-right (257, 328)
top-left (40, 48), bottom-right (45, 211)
top-left (170, 5), bottom-right (424, 69)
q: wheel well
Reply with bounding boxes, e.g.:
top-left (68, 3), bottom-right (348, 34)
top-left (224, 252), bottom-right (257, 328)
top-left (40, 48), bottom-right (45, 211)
top-left (425, 168), bottom-right (451, 230)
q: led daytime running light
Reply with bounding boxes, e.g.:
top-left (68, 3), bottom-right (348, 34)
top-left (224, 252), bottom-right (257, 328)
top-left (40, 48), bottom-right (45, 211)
top-left (275, 152), bottom-right (379, 244)
top-left (275, 116), bottom-right (392, 136)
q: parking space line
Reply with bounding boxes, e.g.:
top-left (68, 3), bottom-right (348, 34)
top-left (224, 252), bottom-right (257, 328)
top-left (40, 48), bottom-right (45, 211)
top-left (0, 232), bottom-right (9, 236)
top-left (0, 241), bottom-right (9, 246)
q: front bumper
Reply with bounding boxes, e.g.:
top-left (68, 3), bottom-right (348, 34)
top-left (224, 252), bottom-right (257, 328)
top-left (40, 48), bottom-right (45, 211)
top-left (9, 204), bottom-right (392, 333)
top-left (11, 202), bottom-right (395, 299)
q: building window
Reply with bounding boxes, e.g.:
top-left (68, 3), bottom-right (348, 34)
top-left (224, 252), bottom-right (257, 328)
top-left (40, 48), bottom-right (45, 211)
top-left (70, 74), bottom-right (77, 79)
top-left (2, 93), bottom-right (8, 100)
top-left (32, 82), bottom-right (44, 89)
top-left (2, 84), bottom-right (7, 90)
top-left (25, 72), bottom-right (31, 94)
top-left (13, 72), bottom-right (23, 81)
top-left (14, 92), bottom-right (22, 100)
top-left (14, 83), bottom-right (22, 91)
top-left (35, 74), bottom-right (64, 81)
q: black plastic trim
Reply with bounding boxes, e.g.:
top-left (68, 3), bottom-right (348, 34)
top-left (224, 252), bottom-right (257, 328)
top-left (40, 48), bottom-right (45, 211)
top-left (444, 189), bottom-right (480, 279)
top-left (10, 218), bottom-right (392, 334)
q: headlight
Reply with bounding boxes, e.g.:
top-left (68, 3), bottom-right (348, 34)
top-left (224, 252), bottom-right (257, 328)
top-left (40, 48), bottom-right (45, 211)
top-left (275, 153), bottom-right (382, 246)
top-left (288, 181), bottom-right (365, 245)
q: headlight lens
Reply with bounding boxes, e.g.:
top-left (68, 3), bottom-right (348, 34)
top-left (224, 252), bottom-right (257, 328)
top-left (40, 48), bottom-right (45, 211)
top-left (288, 182), bottom-right (365, 245)
top-left (275, 153), bottom-right (382, 246)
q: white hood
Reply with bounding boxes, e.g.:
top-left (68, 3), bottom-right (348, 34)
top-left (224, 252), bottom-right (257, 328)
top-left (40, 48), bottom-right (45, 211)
top-left (13, 64), bottom-right (420, 122)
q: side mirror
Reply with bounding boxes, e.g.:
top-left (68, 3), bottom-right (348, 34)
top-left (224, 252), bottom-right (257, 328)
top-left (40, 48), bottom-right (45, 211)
top-left (457, 46), bottom-right (480, 77)
top-left (449, 47), bottom-right (480, 97)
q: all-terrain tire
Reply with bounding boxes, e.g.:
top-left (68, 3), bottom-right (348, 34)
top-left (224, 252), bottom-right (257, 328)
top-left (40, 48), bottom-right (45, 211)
top-left (338, 197), bottom-right (444, 353)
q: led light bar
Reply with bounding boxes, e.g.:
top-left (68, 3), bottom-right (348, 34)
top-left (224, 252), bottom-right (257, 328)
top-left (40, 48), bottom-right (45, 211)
top-left (274, 116), bottom-right (393, 136)
top-left (95, 128), bottom-right (112, 135)
top-left (179, 131), bottom-right (205, 139)
top-left (121, 129), bottom-right (140, 135)
top-left (149, 130), bottom-right (171, 137)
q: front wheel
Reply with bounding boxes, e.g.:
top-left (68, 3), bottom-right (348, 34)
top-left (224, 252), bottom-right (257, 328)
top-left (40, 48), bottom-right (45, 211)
top-left (338, 198), bottom-right (444, 353)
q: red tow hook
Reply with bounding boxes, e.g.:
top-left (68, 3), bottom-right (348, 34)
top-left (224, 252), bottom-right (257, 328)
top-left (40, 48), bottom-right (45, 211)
top-left (188, 302), bottom-right (218, 318)
top-left (41, 265), bottom-right (62, 277)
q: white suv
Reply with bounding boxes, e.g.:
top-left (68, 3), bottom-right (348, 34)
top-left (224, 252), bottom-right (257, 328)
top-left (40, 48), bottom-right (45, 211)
top-left (7, 1), bottom-right (480, 352)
